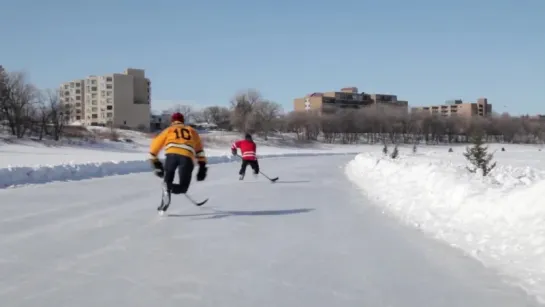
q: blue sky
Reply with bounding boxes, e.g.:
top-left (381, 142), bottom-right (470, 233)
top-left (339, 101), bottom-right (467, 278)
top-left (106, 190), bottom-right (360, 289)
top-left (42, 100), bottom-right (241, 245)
top-left (1, 0), bottom-right (544, 115)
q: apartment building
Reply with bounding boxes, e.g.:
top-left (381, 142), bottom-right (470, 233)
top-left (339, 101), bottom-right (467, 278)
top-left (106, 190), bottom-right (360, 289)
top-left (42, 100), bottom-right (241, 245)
top-left (411, 98), bottom-right (492, 117)
top-left (521, 114), bottom-right (545, 121)
top-left (293, 87), bottom-right (409, 114)
top-left (60, 68), bottom-right (151, 130)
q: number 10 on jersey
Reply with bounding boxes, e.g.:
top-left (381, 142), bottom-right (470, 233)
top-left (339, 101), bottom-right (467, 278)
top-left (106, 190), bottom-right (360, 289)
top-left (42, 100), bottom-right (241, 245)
top-left (174, 128), bottom-right (191, 140)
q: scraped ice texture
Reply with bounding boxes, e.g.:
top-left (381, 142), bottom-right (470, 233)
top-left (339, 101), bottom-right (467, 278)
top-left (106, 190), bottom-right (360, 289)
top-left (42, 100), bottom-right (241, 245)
top-left (0, 155), bottom-right (540, 306)
top-left (0, 152), bottom-right (361, 188)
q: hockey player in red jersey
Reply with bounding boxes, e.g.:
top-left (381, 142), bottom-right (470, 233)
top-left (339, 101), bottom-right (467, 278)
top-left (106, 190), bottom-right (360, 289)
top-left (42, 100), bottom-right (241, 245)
top-left (231, 133), bottom-right (259, 180)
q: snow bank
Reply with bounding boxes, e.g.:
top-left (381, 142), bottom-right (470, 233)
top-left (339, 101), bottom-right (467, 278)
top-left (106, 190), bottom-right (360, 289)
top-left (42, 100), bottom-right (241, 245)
top-left (0, 152), bottom-right (359, 189)
top-left (345, 152), bottom-right (545, 303)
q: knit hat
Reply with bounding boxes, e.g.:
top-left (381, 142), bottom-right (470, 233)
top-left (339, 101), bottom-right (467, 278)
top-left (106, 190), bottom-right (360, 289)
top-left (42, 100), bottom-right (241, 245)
top-left (171, 112), bottom-right (184, 123)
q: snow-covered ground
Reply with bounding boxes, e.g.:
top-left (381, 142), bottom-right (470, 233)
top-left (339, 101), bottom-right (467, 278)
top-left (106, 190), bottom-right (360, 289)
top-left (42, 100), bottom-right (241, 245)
top-left (0, 129), bottom-right (370, 167)
top-left (345, 143), bottom-right (545, 304)
top-left (0, 128), bottom-right (365, 188)
top-left (0, 155), bottom-right (540, 307)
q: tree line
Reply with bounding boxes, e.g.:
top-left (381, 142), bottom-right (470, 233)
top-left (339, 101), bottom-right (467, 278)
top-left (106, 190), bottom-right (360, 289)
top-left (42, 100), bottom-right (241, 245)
top-left (161, 89), bottom-right (283, 140)
top-left (166, 89), bottom-right (545, 145)
top-left (0, 70), bottom-right (70, 140)
top-left (2, 67), bottom-right (543, 145)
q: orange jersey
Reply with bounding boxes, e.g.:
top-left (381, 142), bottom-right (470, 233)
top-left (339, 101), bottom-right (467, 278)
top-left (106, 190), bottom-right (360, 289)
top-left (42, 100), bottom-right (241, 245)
top-left (149, 122), bottom-right (207, 163)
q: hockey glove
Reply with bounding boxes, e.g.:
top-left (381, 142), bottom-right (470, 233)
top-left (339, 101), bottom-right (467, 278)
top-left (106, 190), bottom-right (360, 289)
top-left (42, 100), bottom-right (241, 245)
top-left (196, 162), bottom-right (207, 181)
top-left (231, 148), bottom-right (237, 156)
top-left (149, 158), bottom-right (164, 178)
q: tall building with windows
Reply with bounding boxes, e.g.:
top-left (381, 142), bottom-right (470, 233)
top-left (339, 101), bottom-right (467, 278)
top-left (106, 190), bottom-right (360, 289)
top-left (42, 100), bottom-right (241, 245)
top-left (411, 98), bottom-right (492, 117)
top-left (60, 68), bottom-right (151, 130)
top-left (293, 87), bottom-right (409, 114)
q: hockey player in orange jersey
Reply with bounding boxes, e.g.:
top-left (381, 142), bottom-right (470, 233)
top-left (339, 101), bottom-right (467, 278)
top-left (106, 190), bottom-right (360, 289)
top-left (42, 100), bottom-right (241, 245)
top-left (149, 112), bottom-right (208, 212)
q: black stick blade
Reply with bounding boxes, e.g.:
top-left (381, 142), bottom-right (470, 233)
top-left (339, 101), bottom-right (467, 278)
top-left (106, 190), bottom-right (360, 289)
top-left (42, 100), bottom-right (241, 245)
top-left (195, 198), bottom-right (209, 206)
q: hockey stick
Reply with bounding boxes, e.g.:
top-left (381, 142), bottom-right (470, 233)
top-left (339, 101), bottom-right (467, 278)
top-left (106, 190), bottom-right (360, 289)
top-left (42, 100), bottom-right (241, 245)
top-left (235, 154), bottom-right (279, 182)
top-left (158, 194), bottom-right (208, 214)
top-left (185, 194), bottom-right (208, 206)
top-left (258, 171), bottom-right (279, 182)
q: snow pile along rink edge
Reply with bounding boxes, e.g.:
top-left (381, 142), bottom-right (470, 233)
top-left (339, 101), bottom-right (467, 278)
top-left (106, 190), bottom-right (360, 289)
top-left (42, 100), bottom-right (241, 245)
top-left (0, 151), bottom-right (359, 188)
top-left (345, 152), bottom-right (545, 304)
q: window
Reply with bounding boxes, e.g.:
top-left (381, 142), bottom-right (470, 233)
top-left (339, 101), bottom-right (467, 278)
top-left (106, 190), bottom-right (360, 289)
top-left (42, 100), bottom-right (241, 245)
top-left (106, 84), bottom-right (112, 89)
top-left (91, 86), bottom-right (97, 91)
top-left (92, 93), bottom-right (97, 98)
top-left (92, 114), bottom-right (98, 119)
top-left (92, 107), bottom-right (97, 112)
top-left (75, 89), bottom-right (80, 94)
top-left (107, 112), bottom-right (113, 118)
top-left (106, 77), bottom-right (112, 82)
top-left (76, 83), bottom-right (80, 87)
top-left (106, 105), bottom-right (113, 110)
top-left (75, 96), bottom-right (81, 100)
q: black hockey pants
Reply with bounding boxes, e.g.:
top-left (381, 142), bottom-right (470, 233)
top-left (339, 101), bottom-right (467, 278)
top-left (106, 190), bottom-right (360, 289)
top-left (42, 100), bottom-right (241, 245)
top-left (164, 153), bottom-right (194, 194)
top-left (239, 159), bottom-right (259, 175)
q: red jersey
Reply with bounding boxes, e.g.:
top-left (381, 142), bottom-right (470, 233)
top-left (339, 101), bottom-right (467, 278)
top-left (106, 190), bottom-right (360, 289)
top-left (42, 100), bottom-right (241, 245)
top-left (231, 139), bottom-right (257, 160)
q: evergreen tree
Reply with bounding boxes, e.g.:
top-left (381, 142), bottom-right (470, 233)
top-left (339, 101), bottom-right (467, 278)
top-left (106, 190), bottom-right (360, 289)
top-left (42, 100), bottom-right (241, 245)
top-left (463, 131), bottom-right (497, 176)
top-left (391, 144), bottom-right (399, 159)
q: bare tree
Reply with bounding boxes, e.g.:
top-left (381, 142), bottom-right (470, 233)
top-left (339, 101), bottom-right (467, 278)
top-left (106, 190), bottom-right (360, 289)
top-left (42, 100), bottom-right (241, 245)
top-left (107, 121), bottom-right (120, 141)
top-left (247, 100), bottom-right (282, 139)
top-left (0, 67), bottom-right (6, 128)
top-left (279, 105), bottom-right (545, 146)
top-left (191, 110), bottom-right (206, 124)
top-left (0, 71), bottom-right (39, 138)
top-left (229, 89), bottom-right (261, 132)
top-left (169, 104), bottom-right (194, 123)
top-left (203, 106), bottom-right (231, 129)
top-left (285, 110), bottom-right (321, 141)
top-left (31, 89), bottom-right (71, 141)
top-left (35, 95), bottom-right (50, 140)
top-left (45, 89), bottom-right (70, 141)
